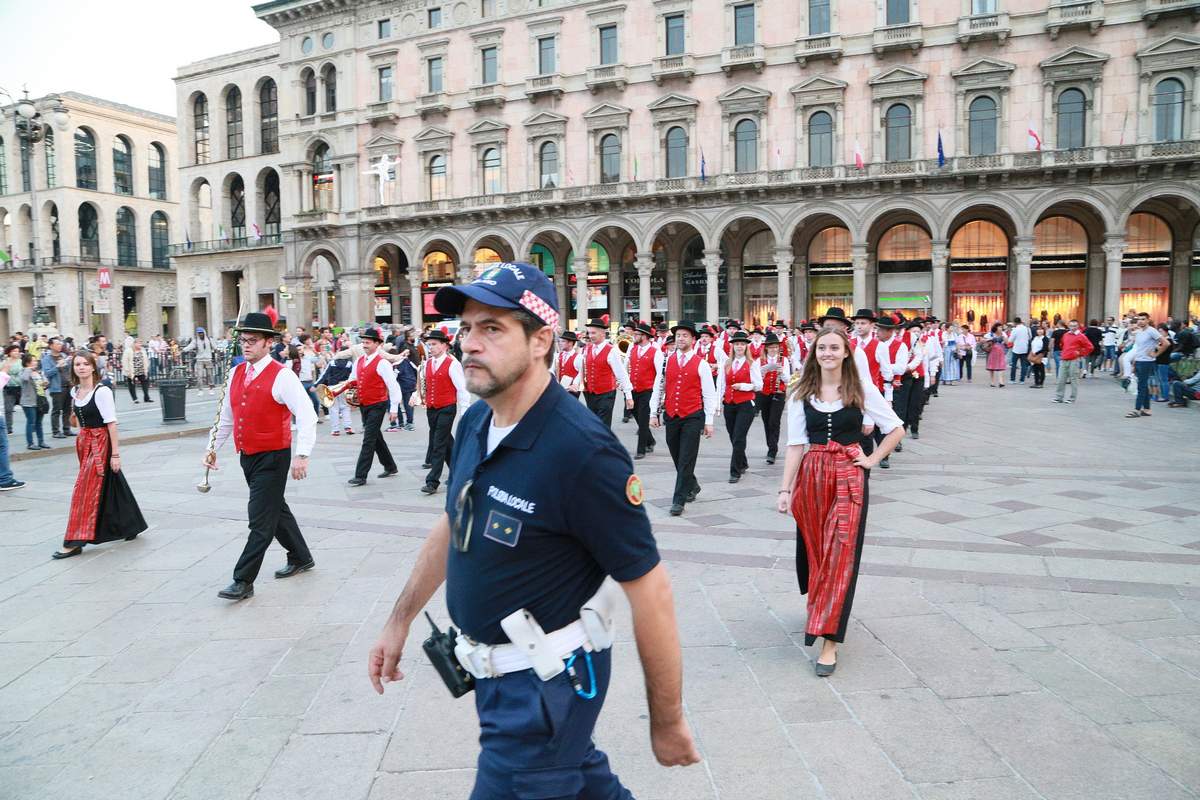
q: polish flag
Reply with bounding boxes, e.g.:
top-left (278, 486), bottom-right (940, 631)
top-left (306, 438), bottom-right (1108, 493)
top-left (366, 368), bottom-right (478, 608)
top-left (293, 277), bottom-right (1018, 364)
top-left (853, 139), bottom-right (865, 169)
top-left (1027, 125), bottom-right (1042, 151)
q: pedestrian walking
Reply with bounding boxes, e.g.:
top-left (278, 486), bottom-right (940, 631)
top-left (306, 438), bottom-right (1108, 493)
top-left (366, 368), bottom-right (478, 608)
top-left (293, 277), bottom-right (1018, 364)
top-left (121, 339), bottom-right (153, 404)
top-left (626, 322), bottom-right (661, 460)
top-left (1008, 317), bottom-right (1031, 383)
top-left (0, 368), bottom-right (24, 491)
top-left (716, 331), bottom-right (761, 483)
top-left (40, 338), bottom-right (72, 437)
top-left (55, 352), bottom-right (147, 559)
top-left (941, 324), bottom-right (962, 385)
top-left (368, 264), bottom-right (700, 799)
top-left (184, 328), bottom-right (217, 394)
top-left (1053, 320), bottom-right (1094, 404)
top-left (314, 352), bottom-right (355, 435)
top-left (2, 344), bottom-right (21, 433)
top-left (18, 354), bottom-right (49, 451)
top-left (1153, 323), bottom-right (1175, 403)
top-left (1028, 325), bottom-right (1049, 388)
top-left (344, 327), bottom-right (403, 487)
top-left (984, 323), bottom-right (1008, 387)
top-left (958, 326), bottom-right (976, 382)
top-left (413, 328), bottom-right (467, 494)
top-left (757, 332), bottom-right (790, 465)
top-left (777, 327), bottom-right (903, 676)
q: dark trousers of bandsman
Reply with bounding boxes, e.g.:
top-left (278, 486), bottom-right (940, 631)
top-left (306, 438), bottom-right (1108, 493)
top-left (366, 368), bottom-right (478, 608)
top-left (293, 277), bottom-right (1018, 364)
top-left (631, 389), bottom-right (656, 456)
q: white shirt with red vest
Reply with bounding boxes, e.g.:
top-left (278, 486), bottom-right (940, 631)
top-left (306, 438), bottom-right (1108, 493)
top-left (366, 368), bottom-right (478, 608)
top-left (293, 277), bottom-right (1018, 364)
top-left (583, 340), bottom-right (633, 401)
top-left (878, 333), bottom-right (910, 402)
top-left (213, 354), bottom-right (317, 456)
top-left (422, 353), bottom-right (468, 410)
top-left (555, 346), bottom-right (584, 391)
top-left (350, 350), bottom-right (404, 414)
top-left (649, 348), bottom-right (718, 424)
top-left (850, 333), bottom-right (892, 393)
top-left (716, 356), bottom-right (763, 404)
top-left (626, 341), bottom-right (663, 394)
top-left (758, 352), bottom-right (792, 395)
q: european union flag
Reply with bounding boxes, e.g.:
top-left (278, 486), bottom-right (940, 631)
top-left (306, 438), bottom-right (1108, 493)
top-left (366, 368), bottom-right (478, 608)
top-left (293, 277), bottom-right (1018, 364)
top-left (937, 130), bottom-right (945, 168)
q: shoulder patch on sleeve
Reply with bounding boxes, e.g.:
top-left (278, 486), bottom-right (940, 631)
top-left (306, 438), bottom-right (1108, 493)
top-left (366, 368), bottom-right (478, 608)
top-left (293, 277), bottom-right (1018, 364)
top-left (625, 474), bottom-right (644, 506)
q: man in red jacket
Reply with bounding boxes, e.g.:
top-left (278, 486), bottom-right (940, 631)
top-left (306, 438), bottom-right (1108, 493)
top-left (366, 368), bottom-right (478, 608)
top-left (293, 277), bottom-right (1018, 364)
top-left (1054, 319), bottom-right (1094, 405)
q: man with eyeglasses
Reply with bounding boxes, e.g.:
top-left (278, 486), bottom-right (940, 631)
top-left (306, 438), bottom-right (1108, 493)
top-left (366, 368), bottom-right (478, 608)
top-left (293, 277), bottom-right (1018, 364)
top-left (202, 311), bottom-right (317, 601)
top-left (368, 263), bottom-right (700, 799)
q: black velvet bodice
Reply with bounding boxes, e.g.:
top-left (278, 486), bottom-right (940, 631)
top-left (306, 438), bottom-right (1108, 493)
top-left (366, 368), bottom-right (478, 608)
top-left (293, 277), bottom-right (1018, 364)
top-left (73, 388), bottom-right (107, 428)
top-left (803, 400), bottom-right (864, 445)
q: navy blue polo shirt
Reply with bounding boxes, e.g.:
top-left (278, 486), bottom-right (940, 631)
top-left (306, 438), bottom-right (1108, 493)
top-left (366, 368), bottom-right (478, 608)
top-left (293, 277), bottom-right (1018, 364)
top-left (445, 377), bottom-right (660, 645)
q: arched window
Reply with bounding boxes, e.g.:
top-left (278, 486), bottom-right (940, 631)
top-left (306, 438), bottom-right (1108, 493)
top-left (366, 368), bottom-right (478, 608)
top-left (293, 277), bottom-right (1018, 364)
top-left (263, 170), bottom-right (281, 236)
top-left (113, 136), bottom-right (133, 195)
top-left (302, 69), bottom-right (317, 116)
top-left (878, 223), bottom-right (932, 263)
top-left (1034, 216), bottom-right (1087, 256)
top-left (539, 141), bottom-right (558, 188)
top-left (1126, 212), bottom-right (1172, 254)
top-left (311, 143), bottom-right (333, 210)
top-left (950, 220), bottom-right (1008, 262)
top-left (1153, 78), bottom-right (1185, 143)
top-left (482, 148), bottom-right (502, 196)
top-left (734, 118), bottom-right (758, 173)
top-left (600, 134), bottom-right (620, 184)
top-left (79, 204), bottom-right (99, 261)
top-left (0, 137), bottom-right (7, 195)
top-left (148, 143), bottom-right (166, 199)
top-left (666, 126), bottom-right (688, 178)
top-left (321, 64), bottom-right (337, 112)
top-left (151, 211), bottom-right (169, 268)
top-left (808, 226), bottom-right (851, 265)
top-left (808, 111), bottom-right (833, 167)
top-left (226, 87), bottom-right (243, 159)
top-left (74, 128), bottom-right (97, 189)
top-left (968, 96), bottom-right (998, 156)
top-left (229, 176), bottom-right (246, 240)
top-left (1056, 88), bottom-right (1086, 150)
top-left (260, 79), bottom-right (279, 154)
top-left (885, 103), bottom-right (911, 162)
top-left (427, 154), bottom-right (447, 200)
top-left (116, 207), bottom-right (137, 266)
top-left (193, 94), bottom-right (210, 165)
top-left (44, 128), bottom-right (56, 188)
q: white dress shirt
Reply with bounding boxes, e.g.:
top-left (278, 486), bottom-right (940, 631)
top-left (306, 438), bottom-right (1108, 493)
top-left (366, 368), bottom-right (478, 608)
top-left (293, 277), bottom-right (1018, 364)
top-left (785, 379), bottom-right (900, 446)
top-left (649, 348), bottom-right (719, 425)
top-left (213, 355), bottom-right (318, 457)
top-left (584, 341), bottom-right (633, 401)
top-left (423, 353), bottom-right (470, 412)
top-left (759, 353), bottom-right (791, 390)
top-left (876, 335), bottom-right (909, 401)
top-left (351, 350), bottom-right (405, 415)
top-left (715, 356), bottom-right (764, 401)
top-left (554, 347), bottom-right (585, 391)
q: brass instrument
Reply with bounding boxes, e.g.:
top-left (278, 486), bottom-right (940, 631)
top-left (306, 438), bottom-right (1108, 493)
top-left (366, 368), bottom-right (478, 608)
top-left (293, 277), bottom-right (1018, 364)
top-left (318, 380), bottom-right (360, 408)
top-left (616, 332), bottom-right (633, 355)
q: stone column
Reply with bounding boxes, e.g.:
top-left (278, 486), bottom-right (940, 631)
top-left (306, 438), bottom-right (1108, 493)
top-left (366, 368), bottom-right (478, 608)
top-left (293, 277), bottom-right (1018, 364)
top-left (774, 246), bottom-right (794, 324)
top-left (554, 266), bottom-right (568, 322)
top-left (573, 255), bottom-right (590, 331)
top-left (1171, 240), bottom-right (1190, 321)
top-left (1012, 236), bottom-right (1034, 324)
top-left (1086, 244), bottom-right (1105, 322)
top-left (726, 256), bottom-right (743, 322)
top-left (609, 267), bottom-right (622, 322)
top-left (703, 249), bottom-right (722, 322)
top-left (635, 253), bottom-right (654, 322)
top-left (931, 240), bottom-right (949, 320)
top-left (851, 244), bottom-right (869, 310)
top-left (667, 260), bottom-right (681, 321)
top-left (1102, 235), bottom-right (1125, 320)
top-left (410, 270), bottom-right (424, 329)
top-left (792, 256), bottom-right (808, 323)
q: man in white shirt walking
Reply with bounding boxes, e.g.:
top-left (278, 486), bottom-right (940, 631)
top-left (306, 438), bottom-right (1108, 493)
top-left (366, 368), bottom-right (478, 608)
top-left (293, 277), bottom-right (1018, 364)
top-left (650, 321), bottom-right (717, 516)
top-left (343, 327), bottom-right (404, 487)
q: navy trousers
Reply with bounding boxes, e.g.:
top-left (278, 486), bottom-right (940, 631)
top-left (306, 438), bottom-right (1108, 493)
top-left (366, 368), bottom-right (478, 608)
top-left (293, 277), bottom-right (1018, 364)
top-left (470, 648), bottom-right (631, 800)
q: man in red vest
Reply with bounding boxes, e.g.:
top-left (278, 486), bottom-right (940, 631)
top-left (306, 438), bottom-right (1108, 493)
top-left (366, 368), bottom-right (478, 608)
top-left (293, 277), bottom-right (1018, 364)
top-left (716, 331), bottom-right (762, 483)
top-left (414, 328), bottom-right (467, 494)
top-left (626, 321), bottom-right (662, 459)
top-left (650, 321), bottom-right (717, 515)
top-left (204, 311), bottom-right (317, 601)
top-left (757, 332), bottom-right (791, 464)
top-left (875, 313), bottom-right (908, 468)
top-left (345, 327), bottom-right (403, 487)
top-left (555, 330), bottom-right (583, 397)
top-left (582, 318), bottom-right (632, 427)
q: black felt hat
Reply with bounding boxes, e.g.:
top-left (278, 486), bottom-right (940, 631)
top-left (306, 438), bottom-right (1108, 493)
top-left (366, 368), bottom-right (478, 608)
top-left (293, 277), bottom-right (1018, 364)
top-left (671, 320), bottom-right (699, 337)
top-left (817, 307), bottom-right (851, 326)
top-left (234, 312), bottom-right (278, 336)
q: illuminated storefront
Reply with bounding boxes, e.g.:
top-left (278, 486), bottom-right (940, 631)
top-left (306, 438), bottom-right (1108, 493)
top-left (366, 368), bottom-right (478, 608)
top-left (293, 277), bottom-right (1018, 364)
top-left (807, 227), bottom-right (852, 320)
top-left (566, 243), bottom-right (613, 317)
top-left (1190, 256), bottom-right (1200, 322)
top-left (877, 223), bottom-right (932, 319)
top-left (679, 238), bottom-right (728, 321)
top-left (741, 231), bottom-right (777, 327)
top-left (422, 250), bottom-right (456, 322)
top-left (949, 220), bottom-right (1008, 331)
top-left (1030, 216), bottom-right (1087, 326)
top-left (1122, 213), bottom-right (1172, 322)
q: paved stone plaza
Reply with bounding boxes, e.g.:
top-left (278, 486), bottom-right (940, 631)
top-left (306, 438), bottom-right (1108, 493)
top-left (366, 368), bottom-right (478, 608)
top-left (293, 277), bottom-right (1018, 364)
top-left (1, 374), bottom-right (1199, 800)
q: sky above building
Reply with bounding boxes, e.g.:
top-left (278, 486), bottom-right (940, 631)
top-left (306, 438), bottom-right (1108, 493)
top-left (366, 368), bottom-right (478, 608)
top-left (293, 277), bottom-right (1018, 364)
top-left (0, 0), bottom-right (278, 117)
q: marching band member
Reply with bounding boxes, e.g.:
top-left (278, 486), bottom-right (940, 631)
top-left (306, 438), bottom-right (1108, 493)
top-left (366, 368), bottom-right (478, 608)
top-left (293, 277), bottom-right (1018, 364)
top-left (344, 327), bottom-right (403, 487)
top-left (650, 321), bottom-right (717, 516)
top-left (413, 328), bottom-right (468, 494)
top-left (903, 319), bottom-right (930, 439)
top-left (627, 321), bottom-right (662, 459)
top-left (697, 325), bottom-right (723, 376)
top-left (555, 330), bottom-right (583, 398)
top-left (716, 331), bottom-right (762, 483)
top-left (748, 328), bottom-right (766, 361)
top-left (757, 332), bottom-right (791, 465)
top-left (720, 320), bottom-right (741, 357)
top-left (314, 351), bottom-right (354, 436)
top-left (874, 313), bottom-right (908, 468)
top-left (792, 321), bottom-right (818, 370)
top-left (582, 318), bottom-right (633, 427)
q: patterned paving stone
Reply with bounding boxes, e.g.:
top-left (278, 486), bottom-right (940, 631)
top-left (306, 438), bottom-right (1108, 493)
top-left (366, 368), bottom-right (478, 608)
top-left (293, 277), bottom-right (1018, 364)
top-left (991, 499), bottom-right (1041, 511)
top-left (998, 531), bottom-right (1062, 547)
top-left (916, 510), bottom-right (972, 524)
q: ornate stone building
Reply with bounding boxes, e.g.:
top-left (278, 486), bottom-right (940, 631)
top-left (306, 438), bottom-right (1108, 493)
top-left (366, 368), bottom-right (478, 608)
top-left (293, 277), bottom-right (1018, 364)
top-left (175, 0), bottom-right (1200, 334)
top-left (0, 93), bottom-right (179, 341)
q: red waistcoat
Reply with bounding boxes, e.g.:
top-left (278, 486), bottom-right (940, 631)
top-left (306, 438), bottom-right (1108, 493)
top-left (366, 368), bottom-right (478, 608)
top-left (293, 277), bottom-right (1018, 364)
top-left (779, 338), bottom-right (791, 359)
top-left (628, 344), bottom-right (657, 393)
top-left (748, 342), bottom-right (764, 360)
top-left (558, 349), bottom-right (580, 381)
top-left (356, 354), bottom-right (388, 406)
top-left (888, 337), bottom-right (906, 386)
top-left (760, 355), bottom-right (785, 395)
top-left (425, 356), bottom-right (458, 409)
top-left (850, 337), bottom-right (886, 392)
top-left (723, 359), bottom-right (755, 405)
top-left (585, 343), bottom-right (616, 395)
top-left (664, 352), bottom-right (704, 419)
top-left (230, 359), bottom-right (292, 455)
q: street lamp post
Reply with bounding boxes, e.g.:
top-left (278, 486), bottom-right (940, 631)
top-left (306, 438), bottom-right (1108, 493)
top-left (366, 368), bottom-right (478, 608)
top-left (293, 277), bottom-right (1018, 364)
top-left (1, 87), bottom-right (70, 330)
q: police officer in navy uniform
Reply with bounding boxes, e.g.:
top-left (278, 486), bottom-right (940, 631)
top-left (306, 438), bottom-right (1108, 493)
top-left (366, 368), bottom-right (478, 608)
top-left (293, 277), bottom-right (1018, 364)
top-left (369, 263), bottom-right (700, 799)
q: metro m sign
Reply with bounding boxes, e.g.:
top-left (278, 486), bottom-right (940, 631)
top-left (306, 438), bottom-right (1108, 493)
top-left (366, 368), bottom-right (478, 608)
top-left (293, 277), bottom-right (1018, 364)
top-left (98, 268), bottom-right (112, 290)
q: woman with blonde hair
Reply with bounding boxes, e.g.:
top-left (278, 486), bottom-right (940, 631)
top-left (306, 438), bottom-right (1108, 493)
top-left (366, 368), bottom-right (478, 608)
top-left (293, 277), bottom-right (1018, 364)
top-left (776, 327), bottom-right (903, 676)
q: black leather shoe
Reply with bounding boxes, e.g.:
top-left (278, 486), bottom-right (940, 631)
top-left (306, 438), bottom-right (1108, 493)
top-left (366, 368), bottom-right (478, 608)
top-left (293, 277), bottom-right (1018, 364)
top-left (815, 659), bottom-right (837, 677)
top-left (686, 486), bottom-right (700, 502)
top-left (51, 547), bottom-right (83, 560)
top-left (646, 445), bottom-right (655, 453)
top-left (218, 581), bottom-right (254, 600)
top-left (765, 455), bottom-right (776, 465)
top-left (377, 469), bottom-right (398, 478)
top-left (879, 457), bottom-right (890, 470)
top-left (739, 465), bottom-right (749, 475)
top-left (347, 477), bottom-right (367, 486)
top-left (634, 452), bottom-right (645, 460)
top-left (894, 442), bottom-right (903, 453)
top-left (275, 559), bottom-right (315, 579)
top-left (728, 475), bottom-right (740, 483)
top-left (420, 483), bottom-right (438, 495)
top-left (421, 462), bottom-right (432, 469)
top-left (669, 504), bottom-right (684, 516)
top-left (911, 431), bottom-right (920, 440)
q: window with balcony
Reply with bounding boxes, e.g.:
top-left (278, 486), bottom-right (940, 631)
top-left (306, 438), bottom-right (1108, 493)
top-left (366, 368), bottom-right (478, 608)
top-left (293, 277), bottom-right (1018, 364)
top-left (113, 136), bottom-right (133, 196)
top-left (43, 128), bottom-right (56, 188)
top-left (734, 118), bottom-right (758, 172)
top-left (226, 86), bottom-right (244, 159)
top-left (116, 207), bottom-right (137, 266)
top-left (151, 211), bottom-right (169, 267)
top-left (599, 25), bottom-right (618, 65)
top-left (539, 140), bottom-right (559, 188)
top-left (1056, 88), bottom-right (1086, 149)
top-left (600, 134), bottom-right (621, 183)
top-left (75, 128), bottom-right (97, 189)
top-left (264, 170), bottom-right (281, 236)
top-left (734, 4), bottom-right (755, 45)
top-left (885, 103), bottom-right (911, 161)
top-left (428, 7), bottom-right (442, 28)
top-left (378, 66), bottom-right (394, 101)
top-left (312, 142), bottom-right (334, 210)
top-left (378, 18), bottom-right (391, 38)
top-left (538, 36), bottom-right (556, 75)
top-left (809, 0), bottom-right (831, 35)
top-left (302, 69), bottom-right (317, 116)
top-left (665, 14), bottom-right (685, 55)
top-left (428, 57), bottom-right (444, 93)
top-left (79, 203), bottom-right (99, 261)
top-left (148, 143), bottom-right (166, 199)
top-left (260, 80), bottom-right (279, 154)
top-left (229, 175), bottom-right (246, 239)
top-left (886, 0), bottom-right (910, 25)
top-left (482, 148), bottom-right (502, 195)
top-left (428, 154), bottom-right (447, 200)
top-left (808, 111), bottom-right (834, 166)
top-left (193, 94), bottom-right (210, 164)
top-left (481, 46), bottom-right (498, 84)
top-left (666, 126), bottom-right (688, 177)
top-left (322, 64), bottom-right (337, 112)
top-left (968, 95), bottom-right (997, 155)
top-left (19, 138), bottom-right (31, 193)
top-left (1153, 78), bottom-right (1185, 143)
top-left (972, 0), bottom-right (995, 12)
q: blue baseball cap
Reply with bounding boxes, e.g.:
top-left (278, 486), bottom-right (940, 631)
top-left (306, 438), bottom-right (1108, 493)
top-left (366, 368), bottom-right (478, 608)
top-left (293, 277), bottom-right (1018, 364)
top-left (434, 262), bottom-right (560, 329)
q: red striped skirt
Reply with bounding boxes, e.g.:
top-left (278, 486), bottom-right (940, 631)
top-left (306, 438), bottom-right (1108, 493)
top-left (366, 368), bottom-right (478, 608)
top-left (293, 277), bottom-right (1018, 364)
top-left (65, 427), bottom-right (109, 543)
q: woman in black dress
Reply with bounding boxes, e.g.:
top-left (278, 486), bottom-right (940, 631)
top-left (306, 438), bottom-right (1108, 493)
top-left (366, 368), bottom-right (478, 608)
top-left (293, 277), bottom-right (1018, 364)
top-left (54, 352), bottom-right (147, 559)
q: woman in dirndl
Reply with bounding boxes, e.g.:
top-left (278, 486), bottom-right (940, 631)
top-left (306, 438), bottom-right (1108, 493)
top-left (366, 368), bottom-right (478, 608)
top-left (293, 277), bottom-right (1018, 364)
top-left (53, 351), bottom-right (147, 559)
top-left (776, 327), bottom-right (904, 676)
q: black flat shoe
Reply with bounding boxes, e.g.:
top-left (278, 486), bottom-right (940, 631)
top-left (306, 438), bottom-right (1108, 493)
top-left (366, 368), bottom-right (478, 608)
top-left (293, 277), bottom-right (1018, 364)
top-left (910, 431), bottom-right (920, 440)
top-left (894, 442), bottom-right (903, 453)
top-left (879, 457), bottom-right (890, 470)
top-left (218, 581), bottom-right (254, 600)
top-left (347, 477), bottom-right (367, 486)
top-left (815, 659), bottom-right (837, 677)
top-left (765, 456), bottom-right (775, 465)
top-left (51, 547), bottom-right (83, 560)
top-left (646, 445), bottom-right (655, 453)
top-left (420, 483), bottom-right (438, 495)
top-left (421, 462), bottom-right (432, 469)
top-left (124, 532), bottom-right (140, 541)
top-left (634, 452), bottom-right (645, 460)
top-left (685, 488), bottom-right (699, 503)
top-left (377, 469), bottom-right (398, 478)
top-left (728, 475), bottom-right (740, 483)
top-left (275, 560), bottom-right (315, 579)
top-left (669, 504), bottom-right (684, 516)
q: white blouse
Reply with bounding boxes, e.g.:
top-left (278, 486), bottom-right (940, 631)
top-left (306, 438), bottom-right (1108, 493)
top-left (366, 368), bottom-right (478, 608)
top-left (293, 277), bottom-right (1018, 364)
top-left (785, 378), bottom-right (902, 446)
top-left (71, 384), bottom-right (117, 424)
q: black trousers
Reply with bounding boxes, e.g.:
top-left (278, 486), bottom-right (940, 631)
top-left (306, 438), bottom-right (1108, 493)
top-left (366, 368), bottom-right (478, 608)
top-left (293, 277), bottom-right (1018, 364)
top-left (756, 392), bottom-right (785, 457)
top-left (425, 404), bottom-right (456, 487)
top-left (233, 448), bottom-right (312, 583)
top-left (1031, 362), bottom-right (1046, 387)
top-left (892, 379), bottom-right (911, 429)
top-left (50, 390), bottom-right (71, 435)
top-left (906, 377), bottom-right (927, 434)
top-left (584, 390), bottom-right (616, 427)
top-left (664, 410), bottom-right (704, 506)
top-left (355, 402), bottom-right (397, 480)
top-left (632, 389), bottom-right (656, 455)
top-left (723, 401), bottom-right (756, 477)
top-left (126, 375), bottom-right (150, 402)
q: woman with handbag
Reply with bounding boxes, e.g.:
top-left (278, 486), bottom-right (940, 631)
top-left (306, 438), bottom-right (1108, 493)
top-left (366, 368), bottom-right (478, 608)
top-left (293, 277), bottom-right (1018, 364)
top-left (984, 323), bottom-right (1008, 387)
top-left (1028, 326), bottom-right (1049, 388)
top-left (18, 354), bottom-right (50, 451)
